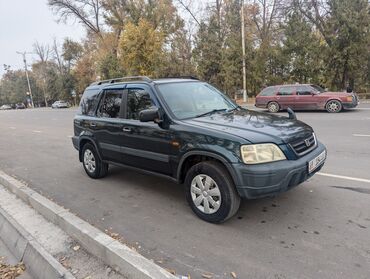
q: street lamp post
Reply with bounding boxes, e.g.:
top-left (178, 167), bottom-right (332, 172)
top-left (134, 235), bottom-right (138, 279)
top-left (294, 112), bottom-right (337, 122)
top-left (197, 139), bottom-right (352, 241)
top-left (16, 51), bottom-right (34, 108)
top-left (241, 0), bottom-right (247, 103)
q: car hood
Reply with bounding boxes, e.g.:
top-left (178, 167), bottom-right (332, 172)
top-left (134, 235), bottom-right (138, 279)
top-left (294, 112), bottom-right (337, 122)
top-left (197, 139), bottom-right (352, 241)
top-left (183, 109), bottom-right (313, 144)
top-left (319, 91), bottom-right (352, 97)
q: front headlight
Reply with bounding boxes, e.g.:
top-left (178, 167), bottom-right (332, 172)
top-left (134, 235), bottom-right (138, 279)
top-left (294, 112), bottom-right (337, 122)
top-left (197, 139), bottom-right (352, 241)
top-left (241, 143), bottom-right (286, 164)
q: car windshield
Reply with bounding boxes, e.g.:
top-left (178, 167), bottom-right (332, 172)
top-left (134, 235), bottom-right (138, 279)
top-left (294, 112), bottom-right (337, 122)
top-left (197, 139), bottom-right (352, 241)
top-left (311, 85), bottom-right (325, 93)
top-left (157, 82), bottom-right (237, 119)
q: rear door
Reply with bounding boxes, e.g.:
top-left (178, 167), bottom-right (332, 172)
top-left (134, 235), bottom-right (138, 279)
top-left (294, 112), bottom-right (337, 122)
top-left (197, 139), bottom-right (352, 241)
top-left (276, 86), bottom-right (297, 109)
top-left (119, 84), bottom-right (173, 175)
top-left (91, 88), bottom-right (125, 163)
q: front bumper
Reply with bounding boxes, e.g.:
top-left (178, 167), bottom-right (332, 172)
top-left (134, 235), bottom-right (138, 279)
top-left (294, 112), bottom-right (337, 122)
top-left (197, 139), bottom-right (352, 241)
top-left (231, 142), bottom-right (326, 199)
top-left (342, 101), bottom-right (358, 109)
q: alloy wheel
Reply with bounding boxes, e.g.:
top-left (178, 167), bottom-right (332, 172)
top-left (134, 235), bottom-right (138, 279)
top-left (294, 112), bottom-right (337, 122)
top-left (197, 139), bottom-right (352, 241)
top-left (190, 174), bottom-right (221, 214)
top-left (83, 149), bottom-right (96, 173)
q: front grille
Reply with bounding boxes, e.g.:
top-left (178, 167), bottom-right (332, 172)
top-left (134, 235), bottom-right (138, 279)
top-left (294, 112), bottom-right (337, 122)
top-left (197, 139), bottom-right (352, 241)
top-left (289, 133), bottom-right (317, 156)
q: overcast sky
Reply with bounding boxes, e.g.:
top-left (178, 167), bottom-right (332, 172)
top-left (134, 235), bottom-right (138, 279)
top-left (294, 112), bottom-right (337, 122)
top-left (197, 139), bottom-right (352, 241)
top-left (0, 0), bottom-right (85, 77)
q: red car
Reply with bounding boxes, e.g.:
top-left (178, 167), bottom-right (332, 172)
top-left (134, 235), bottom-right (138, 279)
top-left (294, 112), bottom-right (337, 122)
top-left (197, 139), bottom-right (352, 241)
top-left (255, 84), bottom-right (359, 113)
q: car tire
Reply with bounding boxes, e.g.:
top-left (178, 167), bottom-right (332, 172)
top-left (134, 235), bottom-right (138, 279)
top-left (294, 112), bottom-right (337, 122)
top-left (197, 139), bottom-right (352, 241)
top-left (267, 101), bottom-right (280, 113)
top-left (185, 161), bottom-right (241, 223)
top-left (326, 100), bottom-right (342, 113)
top-left (81, 143), bottom-right (108, 179)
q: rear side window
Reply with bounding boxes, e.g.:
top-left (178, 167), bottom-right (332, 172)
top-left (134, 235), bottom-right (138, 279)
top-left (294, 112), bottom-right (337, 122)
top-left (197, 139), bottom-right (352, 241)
top-left (78, 88), bottom-right (100, 116)
top-left (260, 87), bottom-right (275, 96)
top-left (296, 86), bottom-right (312, 95)
top-left (277, 86), bottom-right (295, 96)
top-left (97, 90), bottom-right (123, 118)
top-left (126, 89), bottom-right (153, 120)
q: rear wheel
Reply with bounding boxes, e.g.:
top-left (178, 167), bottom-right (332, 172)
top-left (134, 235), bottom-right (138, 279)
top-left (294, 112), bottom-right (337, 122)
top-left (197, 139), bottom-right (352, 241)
top-left (267, 101), bottom-right (280, 113)
top-left (81, 143), bottom-right (108, 179)
top-left (326, 100), bottom-right (342, 113)
top-left (185, 161), bottom-right (241, 223)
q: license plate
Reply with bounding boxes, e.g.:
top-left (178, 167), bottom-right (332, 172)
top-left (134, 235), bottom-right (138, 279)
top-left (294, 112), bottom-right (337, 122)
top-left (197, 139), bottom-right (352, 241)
top-left (308, 151), bottom-right (326, 173)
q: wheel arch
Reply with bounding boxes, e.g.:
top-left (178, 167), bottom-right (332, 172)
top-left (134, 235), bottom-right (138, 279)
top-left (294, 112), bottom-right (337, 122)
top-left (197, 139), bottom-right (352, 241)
top-left (78, 137), bottom-right (102, 162)
top-left (177, 151), bottom-right (239, 186)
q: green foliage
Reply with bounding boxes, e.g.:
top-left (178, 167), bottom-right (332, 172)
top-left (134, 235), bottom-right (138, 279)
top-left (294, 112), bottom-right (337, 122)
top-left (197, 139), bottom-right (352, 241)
top-left (119, 19), bottom-right (165, 76)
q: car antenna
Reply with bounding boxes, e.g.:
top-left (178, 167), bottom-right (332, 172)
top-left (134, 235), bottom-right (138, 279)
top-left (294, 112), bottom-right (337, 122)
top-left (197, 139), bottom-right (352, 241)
top-left (287, 107), bottom-right (297, 120)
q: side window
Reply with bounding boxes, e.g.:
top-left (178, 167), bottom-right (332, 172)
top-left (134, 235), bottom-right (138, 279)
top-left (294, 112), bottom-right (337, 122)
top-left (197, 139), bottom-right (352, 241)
top-left (277, 86), bottom-right (295, 96)
top-left (78, 88), bottom-right (100, 116)
top-left (97, 90), bottom-right (123, 118)
top-left (260, 87), bottom-right (275, 96)
top-left (297, 86), bottom-right (313, 95)
top-left (126, 89), bottom-right (153, 120)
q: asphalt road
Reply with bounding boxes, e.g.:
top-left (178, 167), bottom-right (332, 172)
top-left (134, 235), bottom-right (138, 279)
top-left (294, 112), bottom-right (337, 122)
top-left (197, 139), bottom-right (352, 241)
top-left (0, 105), bottom-right (369, 279)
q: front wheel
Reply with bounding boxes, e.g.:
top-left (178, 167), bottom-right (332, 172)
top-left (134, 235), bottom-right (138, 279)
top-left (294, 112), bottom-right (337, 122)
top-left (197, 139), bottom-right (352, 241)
top-left (267, 101), bottom-right (280, 113)
top-left (185, 161), bottom-right (241, 223)
top-left (326, 100), bottom-right (342, 113)
top-left (81, 143), bottom-right (108, 179)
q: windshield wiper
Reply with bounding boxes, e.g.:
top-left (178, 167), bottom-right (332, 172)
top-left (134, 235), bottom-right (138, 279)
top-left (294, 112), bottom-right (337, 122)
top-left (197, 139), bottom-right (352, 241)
top-left (194, 108), bottom-right (227, 118)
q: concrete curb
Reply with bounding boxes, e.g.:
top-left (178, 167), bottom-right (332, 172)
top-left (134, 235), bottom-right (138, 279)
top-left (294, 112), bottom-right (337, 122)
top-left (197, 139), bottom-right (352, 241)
top-left (0, 171), bottom-right (177, 279)
top-left (0, 207), bottom-right (75, 279)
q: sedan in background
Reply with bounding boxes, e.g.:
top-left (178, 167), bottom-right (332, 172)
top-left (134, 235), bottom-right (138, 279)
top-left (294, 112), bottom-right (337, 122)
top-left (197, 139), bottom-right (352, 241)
top-left (255, 84), bottom-right (359, 113)
top-left (15, 103), bottom-right (26, 109)
top-left (51, 100), bottom-right (69, 109)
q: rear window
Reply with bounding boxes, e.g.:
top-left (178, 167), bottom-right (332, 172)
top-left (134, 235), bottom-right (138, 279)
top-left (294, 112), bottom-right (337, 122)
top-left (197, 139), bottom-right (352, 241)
top-left (277, 86), bottom-right (295, 96)
top-left (77, 88), bottom-right (101, 116)
top-left (259, 87), bottom-right (275, 96)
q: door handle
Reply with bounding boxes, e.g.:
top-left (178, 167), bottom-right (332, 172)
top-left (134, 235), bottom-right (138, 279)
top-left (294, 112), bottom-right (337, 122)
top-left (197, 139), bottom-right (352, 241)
top-left (90, 122), bottom-right (97, 127)
top-left (122, 127), bottom-right (131, 132)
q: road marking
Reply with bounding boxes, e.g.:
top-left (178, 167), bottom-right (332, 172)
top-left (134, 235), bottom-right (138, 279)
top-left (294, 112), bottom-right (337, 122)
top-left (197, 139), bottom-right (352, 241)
top-left (32, 130), bottom-right (42, 133)
top-left (9, 127), bottom-right (16, 130)
top-left (352, 134), bottom-right (370, 137)
top-left (318, 172), bottom-right (370, 184)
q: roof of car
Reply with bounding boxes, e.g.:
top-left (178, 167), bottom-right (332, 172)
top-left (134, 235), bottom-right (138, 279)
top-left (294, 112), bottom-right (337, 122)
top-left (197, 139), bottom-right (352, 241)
top-left (86, 77), bottom-right (200, 90)
top-left (266, 84), bottom-right (313, 88)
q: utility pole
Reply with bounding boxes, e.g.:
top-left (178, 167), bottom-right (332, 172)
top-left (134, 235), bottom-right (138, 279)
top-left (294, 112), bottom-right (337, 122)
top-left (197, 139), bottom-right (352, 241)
top-left (16, 51), bottom-right (34, 108)
top-left (241, 0), bottom-right (247, 103)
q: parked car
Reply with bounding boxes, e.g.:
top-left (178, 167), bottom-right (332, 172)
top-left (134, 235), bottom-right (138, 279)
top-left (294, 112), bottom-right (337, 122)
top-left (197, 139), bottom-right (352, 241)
top-left (15, 103), bottom-right (26, 109)
top-left (52, 100), bottom-right (69, 109)
top-left (0, 104), bottom-right (12, 110)
top-left (255, 84), bottom-right (359, 113)
top-left (72, 76), bottom-right (326, 223)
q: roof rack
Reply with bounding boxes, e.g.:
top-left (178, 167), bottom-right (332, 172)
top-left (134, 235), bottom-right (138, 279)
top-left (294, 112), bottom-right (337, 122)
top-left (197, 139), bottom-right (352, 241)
top-left (90, 76), bottom-right (152, 86)
top-left (162, 75), bottom-right (199, 80)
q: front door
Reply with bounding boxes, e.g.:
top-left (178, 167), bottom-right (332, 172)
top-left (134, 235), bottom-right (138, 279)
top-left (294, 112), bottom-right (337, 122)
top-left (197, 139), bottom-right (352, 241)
top-left (295, 85), bottom-right (317, 110)
top-left (120, 84), bottom-right (173, 175)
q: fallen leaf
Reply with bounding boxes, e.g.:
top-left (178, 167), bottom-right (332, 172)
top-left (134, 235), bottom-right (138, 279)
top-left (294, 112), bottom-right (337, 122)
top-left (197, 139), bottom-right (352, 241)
top-left (166, 268), bottom-right (176, 275)
top-left (73, 245), bottom-right (80, 251)
top-left (231, 271), bottom-right (237, 278)
top-left (202, 273), bottom-right (213, 279)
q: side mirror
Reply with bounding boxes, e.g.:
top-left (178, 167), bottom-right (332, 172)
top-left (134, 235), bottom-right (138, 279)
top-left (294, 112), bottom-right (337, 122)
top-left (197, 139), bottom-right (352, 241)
top-left (311, 92), bottom-right (316, 96)
top-left (139, 107), bottom-right (162, 123)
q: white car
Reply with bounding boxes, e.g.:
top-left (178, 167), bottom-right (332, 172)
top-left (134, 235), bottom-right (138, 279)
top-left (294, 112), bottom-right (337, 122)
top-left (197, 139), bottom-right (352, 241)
top-left (51, 101), bottom-right (69, 109)
top-left (0, 104), bottom-right (12, 110)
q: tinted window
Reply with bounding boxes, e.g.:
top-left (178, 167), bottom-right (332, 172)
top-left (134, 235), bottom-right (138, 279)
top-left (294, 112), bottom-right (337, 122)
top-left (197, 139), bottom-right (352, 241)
top-left (277, 86), bottom-right (295, 96)
top-left (260, 87), bottom-right (275, 96)
top-left (297, 86), bottom-right (313, 95)
top-left (126, 89), bottom-right (153, 120)
top-left (97, 90), bottom-right (123, 118)
top-left (311, 84), bottom-right (325, 93)
top-left (78, 88), bottom-right (100, 116)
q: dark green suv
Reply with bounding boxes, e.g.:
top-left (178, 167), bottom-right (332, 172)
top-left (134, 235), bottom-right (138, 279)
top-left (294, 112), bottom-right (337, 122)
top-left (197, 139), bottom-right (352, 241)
top-left (72, 76), bottom-right (326, 223)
